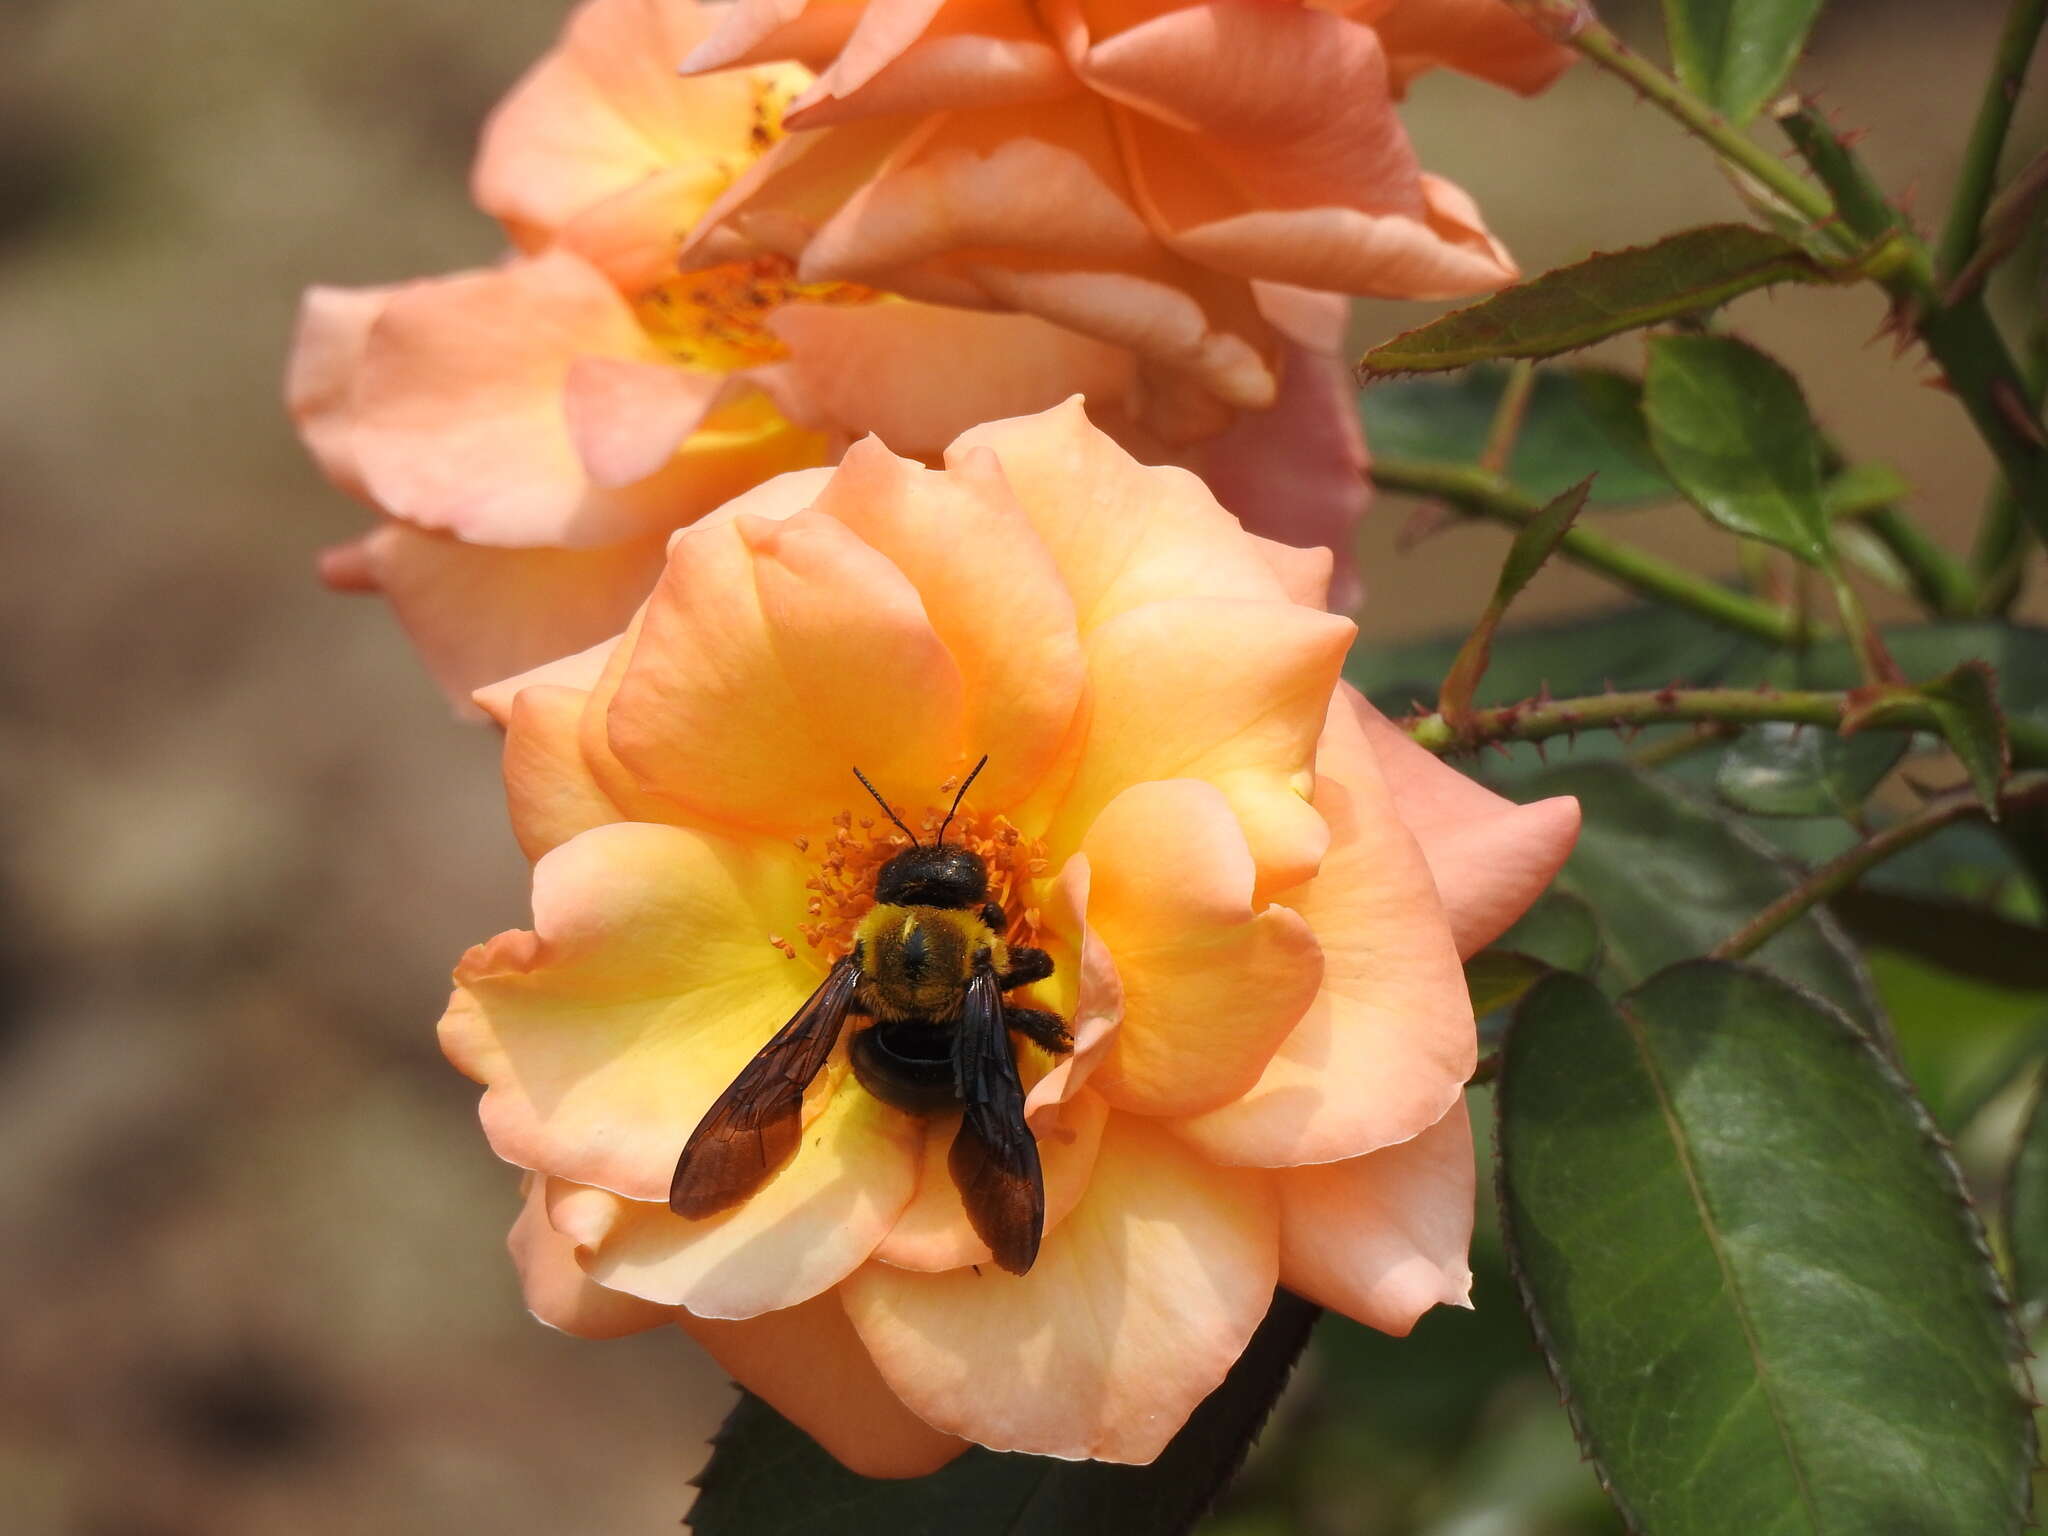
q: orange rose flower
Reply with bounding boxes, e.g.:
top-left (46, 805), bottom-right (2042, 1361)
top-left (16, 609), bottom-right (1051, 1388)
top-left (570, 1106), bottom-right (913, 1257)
top-left (290, 0), bottom-right (1381, 700)
top-left (678, 0), bottom-right (1571, 431)
top-left (441, 402), bottom-right (1579, 1473)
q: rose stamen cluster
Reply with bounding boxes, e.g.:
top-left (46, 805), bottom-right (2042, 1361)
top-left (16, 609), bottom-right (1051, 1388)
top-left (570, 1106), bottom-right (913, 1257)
top-left (796, 804), bottom-right (1050, 955)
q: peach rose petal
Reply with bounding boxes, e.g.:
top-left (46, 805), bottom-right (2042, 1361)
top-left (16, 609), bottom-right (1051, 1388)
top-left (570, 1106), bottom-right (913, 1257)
top-left (680, 1292), bottom-right (968, 1479)
top-left (972, 262), bottom-right (1279, 423)
top-left (874, 1088), bottom-right (1110, 1272)
top-left (765, 301), bottom-right (1135, 459)
top-left (509, 1178), bottom-right (677, 1339)
top-left (474, 0), bottom-right (727, 245)
top-left (341, 520), bottom-right (669, 707)
top-left (546, 1074), bottom-right (922, 1318)
top-left (784, 26), bottom-right (1071, 130)
top-left (841, 1114), bottom-right (1278, 1463)
top-left (799, 101), bottom-right (1160, 281)
top-left (1359, 0), bottom-right (1575, 96)
top-left (1078, 0), bottom-right (1421, 215)
top-left (1081, 780), bottom-right (1321, 1118)
top-left (502, 684), bottom-right (625, 861)
top-left (1274, 1097), bottom-right (1475, 1334)
top-left (474, 634), bottom-right (623, 727)
top-left (552, 163), bottom-right (743, 293)
top-left (1050, 597), bottom-right (1353, 890)
top-left (1199, 343), bottom-right (1367, 612)
top-left (683, 0), bottom-right (862, 74)
top-left (286, 283), bottom-right (392, 502)
top-left (1152, 174), bottom-right (1518, 296)
top-left (1022, 851), bottom-right (1123, 1118)
top-left (1172, 690), bottom-right (1474, 1167)
top-left (562, 356), bottom-right (727, 488)
top-left (684, 114), bottom-right (924, 267)
top-left (1346, 688), bottom-right (1581, 957)
top-left (350, 252), bottom-right (677, 548)
top-left (607, 511), bottom-right (968, 834)
top-left (947, 397), bottom-right (1293, 631)
top-left (440, 820), bottom-right (816, 1201)
top-left (803, 437), bottom-right (1086, 810)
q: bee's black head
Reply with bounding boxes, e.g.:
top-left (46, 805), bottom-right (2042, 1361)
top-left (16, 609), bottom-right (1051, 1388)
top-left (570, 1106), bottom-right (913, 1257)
top-left (876, 844), bottom-right (989, 909)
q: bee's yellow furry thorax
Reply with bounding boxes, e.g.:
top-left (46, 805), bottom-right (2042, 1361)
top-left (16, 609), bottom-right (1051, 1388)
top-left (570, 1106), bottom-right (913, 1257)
top-left (853, 903), bottom-right (1009, 1020)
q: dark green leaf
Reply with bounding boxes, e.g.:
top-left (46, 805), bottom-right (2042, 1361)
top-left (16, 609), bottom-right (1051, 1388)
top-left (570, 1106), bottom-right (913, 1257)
top-left (1863, 944), bottom-right (2048, 1133)
top-left (1714, 720), bottom-right (1907, 818)
top-left (1358, 226), bottom-right (1832, 375)
top-left (1644, 333), bottom-right (1832, 564)
top-left (1833, 890), bottom-right (2048, 990)
top-left (2006, 1070), bottom-right (2048, 1330)
top-left (1466, 950), bottom-right (1551, 1017)
top-left (1439, 478), bottom-right (1594, 723)
top-left (1527, 761), bottom-right (1878, 1027)
top-left (1820, 460), bottom-right (1910, 519)
top-left (1662, 0), bottom-right (1824, 124)
top-left (1499, 963), bottom-right (2033, 1534)
top-left (1359, 366), bottom-right (1674, 507)
top-left (1346, 601), bottom-right (1772, 728)
top-left (1496, 890), bottom-right (1603, 973)
top-left (687, 1289), bottom-right (1319, 1536)
top-left (1919, 661), bottom-right (2011, 815)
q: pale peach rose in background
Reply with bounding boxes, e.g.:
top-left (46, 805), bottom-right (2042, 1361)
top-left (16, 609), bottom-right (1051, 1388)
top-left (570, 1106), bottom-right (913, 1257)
top-left (440, 402), bottom-right (1579, 1474)
top-left (678, 0), bottom-right (1571, 436)
top-left (291, 0), bottom-right (1379, 699)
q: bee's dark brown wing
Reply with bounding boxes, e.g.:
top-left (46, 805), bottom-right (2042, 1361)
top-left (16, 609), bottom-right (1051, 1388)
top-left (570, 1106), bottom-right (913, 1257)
top-left (948, 962), bottom-right (1045, 1275)
top-left (669, 955), bottom-right (862, 1219)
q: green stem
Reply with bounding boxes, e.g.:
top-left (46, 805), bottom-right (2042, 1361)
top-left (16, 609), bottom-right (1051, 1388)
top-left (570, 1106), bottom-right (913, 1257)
top-left (1568, 21), bottom-right (1836, 232)
top-left (1399, 684), bottom-right (2048, 768)
top-left (1935, 0), bottom-right (2048, 284)
top-left (1480, 359), bottom-right (1537, 473)
top-left (1551, 19), bottom-right (2048, 553)
top-left (1369, 457), bottom-right (1802, 646)
top-left (1776, 102), bottom-right (2048, 552)
top-left (1821, 559), bottom-right (1901, 684)
top-left (1713, 772), bottom-right (2048, 960)
top-left (1857, 506), bottom-right (1980, 617)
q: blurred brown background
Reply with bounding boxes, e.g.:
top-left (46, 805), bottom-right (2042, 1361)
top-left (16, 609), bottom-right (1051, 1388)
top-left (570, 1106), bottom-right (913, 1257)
top-left (0, 1), bottom-right (2036, 1531)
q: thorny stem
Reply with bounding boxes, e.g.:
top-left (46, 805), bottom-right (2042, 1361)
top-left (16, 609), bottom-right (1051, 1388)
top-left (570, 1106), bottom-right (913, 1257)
top-left (1712, 772), bottom-right (2048, 960)
top-left (1479, 359), bottom-right (1538, 474)
top-left (1934, 0), bottom-right (2048, 284)
top-left (1369, 457), bottom-right (1802, 646)
top-left (1857, 506), bottom-right (1980, 617)
top-left (1399, 683), bottom-right (2048, 768)
top-left (1554, 16), bottom-right (2048, 555)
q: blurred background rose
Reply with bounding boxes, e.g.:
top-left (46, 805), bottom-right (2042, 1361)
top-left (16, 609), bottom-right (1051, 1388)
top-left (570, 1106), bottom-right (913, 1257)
top-left (1, 1), bottom-right (2039, 1532)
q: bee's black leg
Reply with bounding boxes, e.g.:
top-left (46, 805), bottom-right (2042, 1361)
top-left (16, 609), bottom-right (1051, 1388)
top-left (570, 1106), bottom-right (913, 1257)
top-left (980, 900), bottom-right (1008, 934)
top-left (1006, 1006), bottom-right (1072, 1055)
top-left (999, 945), bottom-right (1054, 990)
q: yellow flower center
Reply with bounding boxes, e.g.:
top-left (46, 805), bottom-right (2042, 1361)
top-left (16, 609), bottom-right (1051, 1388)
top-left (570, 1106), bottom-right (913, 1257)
top-left (785, 803), bottom-right (1052, 959)
top-left (635, 254), bottom-right (884, 372)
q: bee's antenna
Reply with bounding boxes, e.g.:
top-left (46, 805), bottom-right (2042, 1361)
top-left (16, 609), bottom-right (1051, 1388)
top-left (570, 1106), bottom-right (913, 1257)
top-left (852, 767), bottom-right (920, 846)
top-left (937, 755), bottom-right (989, 844)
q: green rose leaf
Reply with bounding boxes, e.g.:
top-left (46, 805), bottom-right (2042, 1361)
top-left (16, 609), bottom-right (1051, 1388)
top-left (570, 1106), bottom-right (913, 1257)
top-left (1644, 333), bottom-right (1834, 565)
top-left (688, 1289), bottom-right (1319, 1535)
top-left (2006, 1071), bottom-right (2048, 1331)
top-left (1714, 719), bottom-right (1907, 818)
top-left (1918, 661), bottom-right (2012, 815)
top-left (1525, 761), bottom-right (1878, 1027)
top-left (1358, 226), bottom-right (1834, 376)
top-left (1499, 962), bottom-right (2033, 1533)
top-left (1663, 0), bottom-right (1825, 124)
top-left (1359, 366), bottom-right (1673, 507)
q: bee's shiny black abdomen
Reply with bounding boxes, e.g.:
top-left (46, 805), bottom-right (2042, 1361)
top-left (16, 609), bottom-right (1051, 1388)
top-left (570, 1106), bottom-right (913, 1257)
top-left (851, 1017), bottom-right (961, 1114)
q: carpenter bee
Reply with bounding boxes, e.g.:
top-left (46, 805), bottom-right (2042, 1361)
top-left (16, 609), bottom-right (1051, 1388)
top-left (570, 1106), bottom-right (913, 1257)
top-left (668, 757), bottom-right (1072, 1274)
